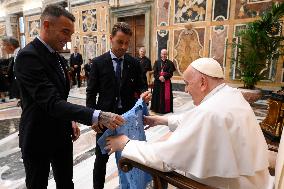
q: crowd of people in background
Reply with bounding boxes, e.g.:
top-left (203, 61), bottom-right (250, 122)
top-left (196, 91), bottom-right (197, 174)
top-left (0, 34), bottom-right (176, 121)
top-left (0, 36), bottom-right (21, 105)
top-left (0, 33), bottom-right (176, 117)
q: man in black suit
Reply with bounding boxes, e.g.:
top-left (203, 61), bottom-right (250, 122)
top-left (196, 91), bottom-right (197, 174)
top-left (1, 37), bottom-right (21, 100)
top-left (136, 47), bottom-right (152, 89)
top-left (69, 46), bottom-right (83, 87)
top-left (84, 58), bottom-right (92, 84)
top-left (14, 5), bottom-right (124, 189)
top-left (86, 22), bottom-right (146, 189)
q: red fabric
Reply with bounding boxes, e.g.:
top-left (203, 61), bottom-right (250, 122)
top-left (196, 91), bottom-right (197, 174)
top-left (160, 72), bottom-right (171, 113)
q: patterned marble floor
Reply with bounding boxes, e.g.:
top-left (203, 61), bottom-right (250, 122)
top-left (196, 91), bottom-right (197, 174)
top-left (0, 87), bottom-right (269, 189)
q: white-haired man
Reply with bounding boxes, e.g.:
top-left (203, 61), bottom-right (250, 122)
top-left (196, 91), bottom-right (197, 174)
top-left (105, 58), bottom-right (273, 189)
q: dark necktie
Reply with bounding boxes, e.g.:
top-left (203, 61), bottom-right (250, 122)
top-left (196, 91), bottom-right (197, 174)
top-left (53, 52), bottom-right (66, 79)
top-left (113, 58), bottom-right (123, 84)
top-left (113, 58), bottom-right (123, 108)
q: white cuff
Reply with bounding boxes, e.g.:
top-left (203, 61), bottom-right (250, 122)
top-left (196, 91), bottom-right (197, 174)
top-left (92, 110), bottom-right (101, 125)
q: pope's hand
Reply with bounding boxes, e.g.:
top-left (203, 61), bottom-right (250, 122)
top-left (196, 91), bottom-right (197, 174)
top-left (72, 121), bottom-right (80, 141)
top-left (140, 91), bottom-right (152, 103)
top-left (98, 111), bottom-right (125, 130)
top-left (105, 135), bottom-right (129, 155)
top-left (144, 115), bottom-right (168, 130)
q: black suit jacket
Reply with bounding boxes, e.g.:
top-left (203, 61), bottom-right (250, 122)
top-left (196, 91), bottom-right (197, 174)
top-left (70, 53), bottom-right (83, 70)
top-left (15, 38), bottom-right (94, 157)
top-left (86, 51), bottom-right (145, 113)
top-left (136, 56), bottom-right (152, 74)
top-left (153, 59), bottom-right (176, 80)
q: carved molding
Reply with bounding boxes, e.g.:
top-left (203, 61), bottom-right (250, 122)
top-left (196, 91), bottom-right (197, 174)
top-left (110, 3), bottom-right (151, 17)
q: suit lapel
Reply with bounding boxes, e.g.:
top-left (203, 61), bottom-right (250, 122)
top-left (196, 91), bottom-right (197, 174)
top-left (106, 52), bottom-right (116, 79)
top-left (121, 56), bottom-right (130, 85)
top-left (32, 38), bottom-right (67, 90)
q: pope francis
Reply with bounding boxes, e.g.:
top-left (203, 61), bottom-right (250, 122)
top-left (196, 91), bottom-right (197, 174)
top-left (105, 58), bottom-right (273, 189)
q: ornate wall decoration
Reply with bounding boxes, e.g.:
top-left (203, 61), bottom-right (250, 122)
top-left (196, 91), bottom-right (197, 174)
top-left (82, 9), bottom-right (97, 32)
top-left (99, 5), bottom-right (107, 32)
top-left (73, 35), bottom-right (81, 49)
top-left (28, 20), bottom-right (40, 38)
top-left (157, 0), bottom-right (170, 26)
top-left (73, 10), bottom-right (80, 33)
top-left (71, 2), bottom-right (109, 62)
top-left (231, 22), bottom-right (277, 81)
top-left (212, 0), bottom-right (230, 21)
top-left (101, 34), bottom-right (107, 54)
top-left (156, 30), bottom-right (169, 59)
top-left (230, 24), bottom-right (247, 80)
top-left (209, 25), bottom-right (228, 69)
top-left (9, 16), bottom-right (18, 38)
top-left (0, 22), bottom-right (6, 57)
top-left (25, 15), bottom-right (41, 43)
top-left (173, 28), bottom-right (204, 75)
top-left (83, 35), bottom-right (97, 61)
top-left (174, 0), bottom-right (207, 23)
top-left (0, 22), bottom-right (5, 36)
top-left (235, 0), bottom-right (276, 19)
top-left (282, 62), bottom-right (284, 82)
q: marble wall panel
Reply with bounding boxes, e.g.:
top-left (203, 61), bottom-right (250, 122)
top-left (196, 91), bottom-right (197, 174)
top-left (174, 0), bottom-right (207, 23)
top-left (0, 23), bottom-right (5, 58)
top-left (210, 25), bottom-right (228, 68)
top-left (230, 24), bottom-right (246, 80)
top-left (99, 5), bottom-right (107, 32)
top-left (157, 0), bottom-right (170, 26)
top-left (73, 10), bottom-right (80, 34)
top-left (173, 28), bottom-right (204, 75)
top-left (82, 9), bottom-right (97, 32)
top-left (235, 0), bottom-right (279, 19)
top-left (212, 0), bottom-right (230, 21)
top-left (71, 2), bottom-right (109, 61)
top-left (9, 16), bottom-right (18, 38)
top-left (156, 30), bottom-right (169, 59)
top-left (83, 35), bottom-right (98, 61)
top-left (101, 34), bottom-right (106, 54)
top-left (28, 20), bottom-right (40, 38)
top-left (0, 23), bottom-right (5, 37)
top-left (25, 15), bottom-right (41, 43)
top-left (230, 23), bottom-right (278, 82)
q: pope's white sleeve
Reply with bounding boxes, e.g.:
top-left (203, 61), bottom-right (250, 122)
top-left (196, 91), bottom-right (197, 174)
top-left (122, 140), bottom-right (173, 172)
top-left (167, 115), bottom-right (182, 132)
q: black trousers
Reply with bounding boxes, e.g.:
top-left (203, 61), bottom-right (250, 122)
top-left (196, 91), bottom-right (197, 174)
top-left (72, 67), bottom-right (81, 87)
top-left (93, 108), bottom-right (124, 189)
top-left (93, 131), bottom-right (109, 189)
top-left (23, 142), bottom-right (73, 189)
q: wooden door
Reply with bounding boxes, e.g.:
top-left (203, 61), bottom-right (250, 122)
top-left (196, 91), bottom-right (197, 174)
top-left (118, 15), bottom-right (145, 57)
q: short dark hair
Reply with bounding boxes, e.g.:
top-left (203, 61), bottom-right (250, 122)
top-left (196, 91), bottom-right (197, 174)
top-left (41, 5), bottom-right (75, 23)
top-left (111, 22), bottom-right (132, 36)
top-left (2, 36), bottom-right (19, 48)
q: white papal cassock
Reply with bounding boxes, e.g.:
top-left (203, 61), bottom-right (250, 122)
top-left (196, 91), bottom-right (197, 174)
top-left (122, 84), bottom-right (274, 189)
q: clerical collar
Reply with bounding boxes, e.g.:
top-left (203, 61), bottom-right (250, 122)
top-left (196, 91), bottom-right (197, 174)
top-left (37, 36), bottom-right (55, 53)
top-left (110, 50), bottom-right (124, 60)
top-left (200, 83), bottom-right (226, 104)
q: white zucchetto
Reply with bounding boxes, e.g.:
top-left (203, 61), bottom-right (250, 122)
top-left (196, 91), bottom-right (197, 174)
top-left (190, 58), bottom-right (224, 78)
